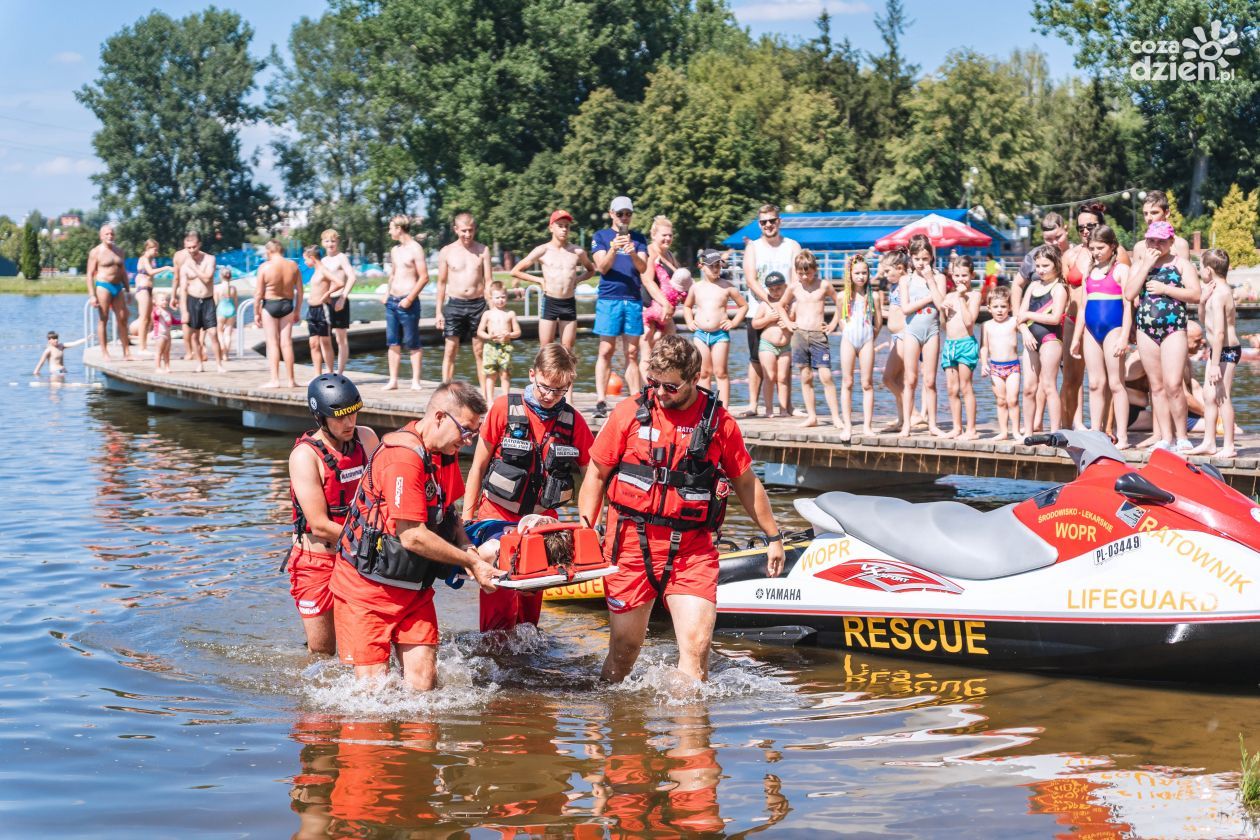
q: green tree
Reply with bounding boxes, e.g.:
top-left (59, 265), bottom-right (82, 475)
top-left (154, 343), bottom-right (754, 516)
top-left (1033, 0), bottom-right (1260, 215)
top-left (77, 9), bottom-right (275, 250)
top-left (20, 219), bottom-right (41, 280)
top-left (0, 216), bottom-right (19, 265)
top-left (56, 226), bottom-right (101, 274)
top-left (554, 88), bottom-right (642, 235)
top-left (266, 12), bottom-right (405, 255)
top-left (1039, 76), bottom-right (1133, 209)
top-left (1210, 184), bottom-right (1259, 268)
top-left (872, 50), bottom-right (1042, 225)
top-left (859, 0), bottom-right (917, 192)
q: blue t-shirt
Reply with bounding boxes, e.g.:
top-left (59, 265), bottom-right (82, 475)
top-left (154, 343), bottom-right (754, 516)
top-left (591, 228), bottom-right (648, 300)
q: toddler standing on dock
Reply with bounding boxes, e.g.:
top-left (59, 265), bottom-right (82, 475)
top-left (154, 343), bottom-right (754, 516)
top-left (980, 286), bottom-right (1021, 441)
top-left (1191, 248), bottom-right (1240, 457)
top-left (777, 249), bottom-right (842, 429)
top-left (751, 271), bottom-right (792, 417)
top-left (683, 248), bottom-right (748, 407)
top-left (152, 291), bottom-right (175, 373)
top-left (477, 281), bottom-right (522, 402)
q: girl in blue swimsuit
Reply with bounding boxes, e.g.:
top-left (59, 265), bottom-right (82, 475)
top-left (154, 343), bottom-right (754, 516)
top-left (1070, 225), bottom-right (1132, 447)
top-left (134, 239), bottom-right (159, 353)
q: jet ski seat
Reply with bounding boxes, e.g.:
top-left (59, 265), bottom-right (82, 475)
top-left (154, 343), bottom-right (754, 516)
top-left (801, 492), bottom-right (1057, 580)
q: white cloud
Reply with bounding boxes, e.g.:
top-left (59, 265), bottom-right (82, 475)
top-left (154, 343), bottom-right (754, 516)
top-left (52, 51), bottom-right (83, 64)
top-left (34, 156), bottom-right (99, 176)
top-left (734, 0), bottom-right (870, 23)
top-left (3, 162), bottom-right (27, 174)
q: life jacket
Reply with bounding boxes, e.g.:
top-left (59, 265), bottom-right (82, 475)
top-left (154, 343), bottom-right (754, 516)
top-left (481, 394), bottom-right (579, 516)
top-left (337, 428), bottom-right (460, 591)
top-left (291, 431), bottom-right (367, 539)
top-left (605, 387), bottom-right (731, 595)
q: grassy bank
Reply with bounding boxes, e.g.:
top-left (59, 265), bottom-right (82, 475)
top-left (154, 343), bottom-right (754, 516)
top-left (0, 276), bottom-right (89, 294)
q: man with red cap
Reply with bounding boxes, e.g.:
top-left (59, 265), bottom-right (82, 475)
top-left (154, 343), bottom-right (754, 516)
top-left (509, 209), bottom-right (596, 356)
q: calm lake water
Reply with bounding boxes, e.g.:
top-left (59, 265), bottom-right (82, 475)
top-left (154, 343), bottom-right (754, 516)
top-left (7, 293), bottom-right (1260, 838)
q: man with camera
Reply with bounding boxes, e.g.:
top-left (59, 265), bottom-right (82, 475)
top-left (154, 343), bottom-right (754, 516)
top-left (331, 381), bottom-right (500, 691)
top-left (461, 343), bottom-right (596, 632)
top-left (579, 335), bottom-right (785, 684)
top-left (591, 195), bottom-right (673, 418)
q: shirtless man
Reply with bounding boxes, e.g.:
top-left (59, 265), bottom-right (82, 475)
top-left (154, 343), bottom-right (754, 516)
top-left (302, 245), bottom-right (335, 376)
top-left (384, 214), bottom-right (427, 391)
top-left (510, 209), bottom-right (595, 351)
top-left (86, 224), bottom-right (132, 360)
top-left (436, 212), bottom-right (493, 385)
top-left (171, 237), bottom-right (194, 359)
top-left (179, 231), bottom-right (226, 373)
top-left (253, 239), bottom-right (303, 388)
top-left (320, 229), bottom-right (357, 374)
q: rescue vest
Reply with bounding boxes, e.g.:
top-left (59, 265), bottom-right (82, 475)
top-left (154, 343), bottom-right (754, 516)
top-left (337, 428), bottom-right (459, 591)
top-left (291, 431), bottom-right (367, 538)
top-left (605, 387), bottom-right (730, 595)
top-left (481, 394), bottom-right (579, 516)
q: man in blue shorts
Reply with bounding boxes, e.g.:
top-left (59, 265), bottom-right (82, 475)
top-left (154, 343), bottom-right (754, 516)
top-left (591, 195), bottom-right (672, 418)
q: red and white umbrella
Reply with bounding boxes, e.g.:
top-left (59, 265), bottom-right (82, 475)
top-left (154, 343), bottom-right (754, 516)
top-left (874, 213), bottom-right (992, 252)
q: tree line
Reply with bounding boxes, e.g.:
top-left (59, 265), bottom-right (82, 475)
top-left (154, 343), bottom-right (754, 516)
top-left (46, 0), bottom-right (1260, 266)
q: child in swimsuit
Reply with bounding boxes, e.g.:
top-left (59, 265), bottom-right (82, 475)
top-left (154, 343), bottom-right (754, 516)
top-left (1189, 248), bottom-right (1239, 458)
top-left (1069, 224), bottom-right (1133, 448)
top-left (1017, 244), bottom-right (1068, 433)
top-left (752, 273), bottom-right (792, 417)
top-left (477, 282), bottom-right (522, 403)
top-left (683, 249), bottom-right (747, 408)
top-left (133, 238), bottom-right (160, 353)
top-left (1124, 221), bottom-right (1202, 452)
top-left (838, 254), bottom-right (882, 438)
top-left (898, 236), bottom-right (946, 437)
top-left (776, 249), bottom-right (843, 429)
top-left (215, 267), bottom-right (238, 360)
top-left (940, 256), bottom-right (981, 440)
top-left (151, 291), bottom-right (175, 373)
top-left (980, 286), bottom-right (1021, 441)
top-left (879, 251), bottom-right (911, 432)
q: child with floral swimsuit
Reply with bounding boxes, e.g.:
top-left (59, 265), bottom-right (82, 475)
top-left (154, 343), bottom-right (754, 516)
top-left (838, 254), bottom-right (882, 438)
top-left (1124, 221), bottom-right (1201, 452)
top-left (980, 286), bottom-right (1020, 441)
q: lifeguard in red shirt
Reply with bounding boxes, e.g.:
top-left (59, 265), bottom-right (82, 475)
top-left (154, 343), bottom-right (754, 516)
top-left (333, 381), bottom-right (501, 691)
top-left (286, 374), bottom-right (379, 655)
top-left (579, 335), bottom-right (785, 683)
top-left (462, 344), bottom-right (596, 632)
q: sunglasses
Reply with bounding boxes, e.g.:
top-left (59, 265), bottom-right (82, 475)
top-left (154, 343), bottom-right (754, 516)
top-left (759, 218), bottom-right (780, 227)
top-left (1077, 222), bottom-right (1098, 232)
top-left (614, 210), bottom-right (633, 218)
top-left (443, 411), bottom-right (479, 443)
top-left (647, 377), bottom-right (685, 394)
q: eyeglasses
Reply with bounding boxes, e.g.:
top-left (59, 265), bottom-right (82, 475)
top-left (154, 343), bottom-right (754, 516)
top-left (759, 218), bottom-right (780, 227)
top-left (443, 411), bottom-right (479, 443)
top-left (531, 377), bottom-right (569, 397)
top-left (647, 377), bottom-right (685, 394)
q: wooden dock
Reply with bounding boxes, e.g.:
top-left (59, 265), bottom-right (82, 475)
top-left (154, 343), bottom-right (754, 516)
top-left (83, 336), bottom-right (1260, 494)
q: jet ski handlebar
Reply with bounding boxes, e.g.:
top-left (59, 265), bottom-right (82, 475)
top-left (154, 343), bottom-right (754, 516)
top-left (1024, 430), bottom-right (1127, 474)
top-left (1024, 432), bottom-right (1068, 448)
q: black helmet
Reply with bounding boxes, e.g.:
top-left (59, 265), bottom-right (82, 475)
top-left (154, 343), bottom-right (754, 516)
top-left (307, 374), bottom-right (363, 420)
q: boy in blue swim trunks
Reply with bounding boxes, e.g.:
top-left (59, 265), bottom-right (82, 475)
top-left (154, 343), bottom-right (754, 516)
top-left (682, 248), bottom-right (747, 408)
top-left (940, 256), bottom-right (981, 439)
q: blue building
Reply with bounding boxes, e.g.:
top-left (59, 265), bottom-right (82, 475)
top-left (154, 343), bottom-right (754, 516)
top-left (723, 208), bottom-right (1013, 280)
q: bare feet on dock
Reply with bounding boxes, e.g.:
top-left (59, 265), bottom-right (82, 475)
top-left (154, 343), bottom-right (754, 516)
top-left (1218, 447), bottom-right (1237, 458)
top-left (216, 365), bottom-right (227, 374)
top-left (934, 426), bottom-right (957, 439)
top-left (879, 420), bottom-right (903, 434)
top-left (382, 380), bottom-right (399, 391)
top-left (194, 362), bottom-right (205, 373)
top-left (260, 380), bottom-right (281, 389)
top-left (927, 425), bottom-right (945, 437)
top-left (1188, 441), bottom-right (1215, 456)
top-left (410, 381), bottom-right (423, 391)
top-left (800, 416), bottom-right (818, 428)
top-left (1115, 439), bottom-right (1131, 451)
top-left (286, 380), bottom-right (298, 389)
top-left (991, 433), bottom-right (1010, 442)
top-left (861, 425), bottom-right (874, 436)
top-left (959, 430), bottom-right (979, 441)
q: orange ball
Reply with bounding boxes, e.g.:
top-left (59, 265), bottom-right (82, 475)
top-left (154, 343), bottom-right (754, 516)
top-left (607, 372), bottom-right (624, 396)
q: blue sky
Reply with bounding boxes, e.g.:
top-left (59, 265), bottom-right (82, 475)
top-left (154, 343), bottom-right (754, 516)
top-left (0, 1), bottom-right (1077, 223)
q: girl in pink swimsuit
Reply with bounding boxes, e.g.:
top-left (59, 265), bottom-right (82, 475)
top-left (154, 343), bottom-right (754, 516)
top-left (639, 216), bottom-right (692, 378)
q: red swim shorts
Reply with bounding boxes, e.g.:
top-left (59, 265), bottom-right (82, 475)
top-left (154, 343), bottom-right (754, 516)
top-left (288, 545), bottom-right (337, 617)
top-left (332, 588), bottom-right (439, 666)
top-left (603, 547), bottom-right (718, 614)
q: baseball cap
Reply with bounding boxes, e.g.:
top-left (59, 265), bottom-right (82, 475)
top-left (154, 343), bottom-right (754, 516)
top-left (698, 248), bottom-right (726, 267)
top-left (1144, 220), bottom-right (1175, 240)
top-left (549, 209), bottom-right (573, 225)
top-left (764, 270), bottom-right (787, 287)
top-left (609, 196), bottom-right (633, 213)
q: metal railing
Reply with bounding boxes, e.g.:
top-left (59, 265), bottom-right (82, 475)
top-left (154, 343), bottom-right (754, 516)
top-left (82, 299), bottom-right (117, 350)
top-left (521, 283), bottom-right (541, 318)
top-left (236, 298), bottom-right (255, 359)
